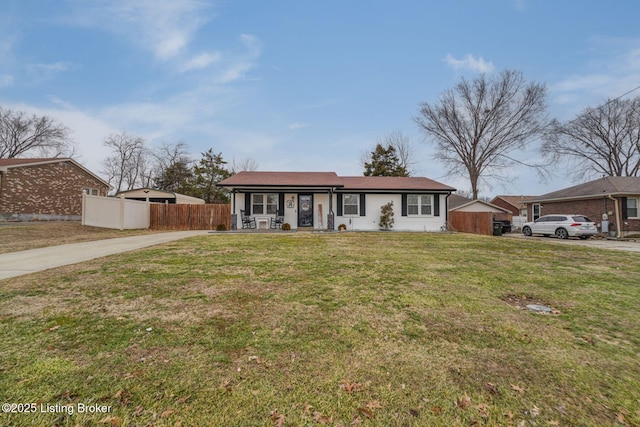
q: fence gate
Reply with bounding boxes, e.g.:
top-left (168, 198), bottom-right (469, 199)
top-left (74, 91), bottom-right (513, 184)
top-left (150, 204), bottom-right (231, 230)
top-left (449, 211), bottom-right (494, 236)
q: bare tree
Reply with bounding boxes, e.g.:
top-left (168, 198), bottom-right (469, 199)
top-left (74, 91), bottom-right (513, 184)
top-left (542, 97), bottom-right (640, 179)
top-left (383, 131), bottom-right (416, 175)
top-left (151, 141), bottom-right (194, 191)
top-left (360, 132), bottom-right (416, 176)
top-left (230, 157), bottom-right (259, 173)
top-left (102, 132), bottom-right (148, 193)
top-left (415, 69), bottom-right (548, 199)
top-left (0, 107), bottom-right (73, 158)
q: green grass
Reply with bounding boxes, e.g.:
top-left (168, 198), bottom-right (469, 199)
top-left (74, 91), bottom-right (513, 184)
top-left (1, 232), bottom-right (639, 426)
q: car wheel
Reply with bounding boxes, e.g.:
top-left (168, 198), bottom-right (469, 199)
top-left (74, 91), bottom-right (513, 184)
top-left (555, 228), bottom-right (569, 239)
top-left (522, 226), bottom-right (532, 236)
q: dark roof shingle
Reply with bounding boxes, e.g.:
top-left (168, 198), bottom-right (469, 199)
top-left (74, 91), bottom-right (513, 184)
top-left (219, 171), bottom-right (344, 187)
top-left (529, 176), bottom-right (640, 202)
top-left (218, 172), bottom-right (456, 191)
top-left (340, 176), bottom-right (455, 191)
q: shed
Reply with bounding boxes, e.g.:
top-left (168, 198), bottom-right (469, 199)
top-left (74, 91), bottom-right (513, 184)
top-left (449, 200), bottom-right (510, 235)
top-left (115, 188), bottom-right (205, 204)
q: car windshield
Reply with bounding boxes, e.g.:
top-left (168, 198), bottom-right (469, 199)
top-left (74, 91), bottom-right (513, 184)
top-left (572, 216), bottom-right (592, 222)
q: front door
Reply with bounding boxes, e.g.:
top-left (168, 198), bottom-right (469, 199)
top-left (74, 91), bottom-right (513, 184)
top-left (298, 194), bottom-right (313, 227)
top-left (532, 204), bottom-right (541, 221)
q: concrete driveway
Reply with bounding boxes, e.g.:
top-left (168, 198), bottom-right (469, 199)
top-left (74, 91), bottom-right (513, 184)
top-left (0, 230), bottom-right (209, 281)
top-left (504, 233), bottom-right (640, 253)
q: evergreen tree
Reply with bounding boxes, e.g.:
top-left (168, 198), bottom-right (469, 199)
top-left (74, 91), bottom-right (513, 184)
top-left (193, 148), bottom-right (232, 203)
top-left (154, 159), bottom-right (194, 195)
top-left (363, 144), bottom-right (409, 176)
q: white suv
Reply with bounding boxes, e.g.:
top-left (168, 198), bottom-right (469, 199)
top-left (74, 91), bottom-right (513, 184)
top-left (522, 215), bottom-right (597, 239)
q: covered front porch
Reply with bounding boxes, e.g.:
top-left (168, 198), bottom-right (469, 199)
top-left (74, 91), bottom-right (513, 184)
top-left (218, 171), bottom-right (345, 231)
top-left (230, 191), bottom-right (337, 231)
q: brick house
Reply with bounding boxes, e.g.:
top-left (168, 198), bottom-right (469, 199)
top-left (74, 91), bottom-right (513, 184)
top-left (0, 158), bottom-right (110, 221)
top-left (490, 195), bottom-right (537, 230)
top-left (524, 177), bottom-right (640, 237)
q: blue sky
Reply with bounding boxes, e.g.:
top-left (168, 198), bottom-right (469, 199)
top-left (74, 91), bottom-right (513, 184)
top-left (2, 0), bottom-right (640, 196)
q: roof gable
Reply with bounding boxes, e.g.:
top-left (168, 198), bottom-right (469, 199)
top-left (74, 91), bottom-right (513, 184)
top-left (0, 157), bottom-right (110, 188)
top-left (491, 195), bottom-right (537, 210)
top-left (448, 194), bottom-right (473, 210)
top-left (450, 199), bottom-right (510, 213)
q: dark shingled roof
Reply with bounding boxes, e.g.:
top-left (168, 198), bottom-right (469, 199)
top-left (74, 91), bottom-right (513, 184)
top-left (218, 171), bottom-right (344, 187)
top-left (339, 176), bottom-right (455, 191)
top-left (218, 171), bottom-right (456, 191)
top-left (529, 176), bottom-right (640, 202)
top-left (448, 194), bottom-right (473, 210)
top-left (491, 195), bottom-right (538, 210)
top-left (0, 158), bottom-right (59, 167)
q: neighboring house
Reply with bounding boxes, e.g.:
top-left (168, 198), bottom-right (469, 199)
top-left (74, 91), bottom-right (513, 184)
top-left (217, 171), bottom-right (455, 231)
top-left (115, 188), bottom-right (205, 204)
top-left (447, 194), bottom-right (473, 210)
top-left (524, 177), bottom-right (640, 237)
top-left (490, 195), bottom-right (537, 229)
top-left (0, 158), bottom-right (110, 221)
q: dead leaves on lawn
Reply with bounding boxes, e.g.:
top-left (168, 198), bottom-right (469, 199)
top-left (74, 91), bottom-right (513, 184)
top-left (267, 382), bottom-right (384, 426)
top-left (510, 383), bottom-right (526, 394)
top-left (339, 381), bottom-right (362, 394)
top-left (270, 409), bottom-right (286, 427)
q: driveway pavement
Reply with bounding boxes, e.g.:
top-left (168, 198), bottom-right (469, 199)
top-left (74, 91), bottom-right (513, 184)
top-left (0, 230), bottom-right (209, 281)
top-left (504, 233), bottom-right (640, 253)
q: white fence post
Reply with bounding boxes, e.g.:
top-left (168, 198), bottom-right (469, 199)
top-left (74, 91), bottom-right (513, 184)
top-left (81, 191), bottom-right (87, 226)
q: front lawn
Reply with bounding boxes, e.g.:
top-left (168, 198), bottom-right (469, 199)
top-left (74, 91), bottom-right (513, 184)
top-left (0, 233), bottom-right (638, 426)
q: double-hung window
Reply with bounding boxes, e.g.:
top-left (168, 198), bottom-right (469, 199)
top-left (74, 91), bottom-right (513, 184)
top-left (407, 194), bottom-right (432, 215)
top-left (627, 198), bottom-right (639, 218)
top-left (343, 194), bottom-right (359, 215)
top-left (252, 193), bottom-right (278, 215)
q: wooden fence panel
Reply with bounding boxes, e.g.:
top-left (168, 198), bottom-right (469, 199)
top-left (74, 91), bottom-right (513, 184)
top-left (449, 211), bottom-right (494, 236)
top-left (150, 204), bottom-right (231, 230)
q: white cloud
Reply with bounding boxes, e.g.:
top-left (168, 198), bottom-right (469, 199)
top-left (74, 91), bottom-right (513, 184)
top-left (179, 52), bottom-right (222, 72)
top-left (63, 0), bottom-right (214, 61)
top-left (288, 122), bottom-right (309, 130)
top-left (0, 75), bottom-right (13, 88)
top-left (25, 61), bottom-right (75, 83)
top-left (215, 34), bottom-right (262, 84)
top-left (550, 38), bottom-right (640, 117)
top-left (3, 101), bottom-right (118, 176)
top-left (444, 53), bottom-right (495, 73)
top-left (34, 61), bottom-right (74, 74)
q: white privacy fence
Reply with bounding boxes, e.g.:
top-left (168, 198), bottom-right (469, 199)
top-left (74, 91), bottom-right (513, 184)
top-left (81, 193), bottom-right (150, 229)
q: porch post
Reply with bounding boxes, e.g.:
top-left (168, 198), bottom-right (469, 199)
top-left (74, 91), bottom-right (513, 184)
top-left (327, 188), bottom-right (335, 231)
top-left (231, 190), bottom-right (237, 230)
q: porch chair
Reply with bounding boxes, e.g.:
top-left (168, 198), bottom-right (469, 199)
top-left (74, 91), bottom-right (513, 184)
top-left (270, 215), bottom-right (284, 229)
top-left (240, 210), bottom-right (256, 229)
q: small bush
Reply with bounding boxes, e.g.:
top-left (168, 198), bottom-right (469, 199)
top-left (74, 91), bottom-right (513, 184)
top-left (338, 224), bottom-right (347, 231)
top-left (282, 223), bottom-right (291, 231)
top-left (379, 201), bottom-right (394, 230)
top-left (216, 224), bottom-right (227, 231)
